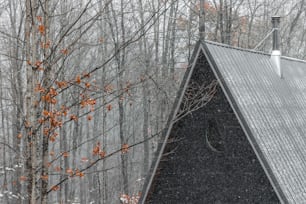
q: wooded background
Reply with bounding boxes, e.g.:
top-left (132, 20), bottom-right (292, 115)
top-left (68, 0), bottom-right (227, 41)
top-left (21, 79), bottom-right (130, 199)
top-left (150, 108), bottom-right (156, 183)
top-left (0, 0), bottom-right (305, 203)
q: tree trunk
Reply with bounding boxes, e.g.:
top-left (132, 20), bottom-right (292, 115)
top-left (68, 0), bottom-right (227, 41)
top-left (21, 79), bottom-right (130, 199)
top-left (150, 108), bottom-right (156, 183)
top-left (139, 0), bottom-right (150, 175)
top-left (25, 0), bottom-right (39, 203)
top-left (41, 1), bottom-right (51, 203)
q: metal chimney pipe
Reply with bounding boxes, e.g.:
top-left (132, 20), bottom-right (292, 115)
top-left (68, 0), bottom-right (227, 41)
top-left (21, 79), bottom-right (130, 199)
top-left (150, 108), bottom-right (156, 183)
top-left (272, 16), bottom-right (280, 51)
top-left (199, 0), bottom-right (205, 40)
top-left (271, 16), bottom-right (282, 78)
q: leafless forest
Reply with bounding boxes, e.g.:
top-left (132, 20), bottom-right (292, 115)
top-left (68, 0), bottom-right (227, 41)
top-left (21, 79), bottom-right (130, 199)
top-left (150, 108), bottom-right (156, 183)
top-left (0, 0), bottom-right (305, 203)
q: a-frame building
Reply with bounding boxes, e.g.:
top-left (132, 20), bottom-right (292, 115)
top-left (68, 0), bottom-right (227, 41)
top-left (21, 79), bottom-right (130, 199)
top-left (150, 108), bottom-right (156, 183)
top-left (139, 40), bottom-right (306, 204)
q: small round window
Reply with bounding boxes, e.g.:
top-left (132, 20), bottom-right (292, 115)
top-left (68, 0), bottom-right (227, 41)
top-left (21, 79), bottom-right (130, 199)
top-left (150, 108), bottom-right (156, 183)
top-left (205, 119), bottom-right (224, 153)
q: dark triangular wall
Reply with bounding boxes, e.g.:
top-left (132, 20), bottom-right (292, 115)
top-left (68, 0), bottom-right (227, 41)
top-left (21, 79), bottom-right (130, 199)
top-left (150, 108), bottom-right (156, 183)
top-left (146, 50), bottom-right (280, 203)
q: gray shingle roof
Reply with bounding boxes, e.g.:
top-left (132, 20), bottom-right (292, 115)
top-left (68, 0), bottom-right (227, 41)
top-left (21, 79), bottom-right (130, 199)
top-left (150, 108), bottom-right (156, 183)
top-left (204, 41), bottom-right (306, 204)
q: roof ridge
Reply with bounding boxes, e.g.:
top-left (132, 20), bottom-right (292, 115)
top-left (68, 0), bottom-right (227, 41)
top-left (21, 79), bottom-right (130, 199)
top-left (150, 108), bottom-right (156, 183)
top-left (204, 40), bottom-right (269, 56)
top-left (204, 40), bottom-right (306, 64)
top-left (281, 55), bottom-right (306, 63)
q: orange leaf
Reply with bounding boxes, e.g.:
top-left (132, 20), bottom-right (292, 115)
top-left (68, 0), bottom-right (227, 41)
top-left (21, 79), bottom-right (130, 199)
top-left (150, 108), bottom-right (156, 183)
top-left (66, 168), bottom-right (73, 175)
top-left (49, 135), bottom-right (56, 142)
top-left (35, 61), bottom-right (42, 67)
top-left (49, 151), bottom-right (55, 156)
top-left (43, 110), bottom-right (49, 117)
top-left (62, 152), bottom-right (69, 157)
top-left (104, 84), bottom-right (113, 93)
top-left (49, 87), bottom-right (58, 96)
top-left (57, 121), bottom-right (63, 127)
top-left (25, 120), bottom-right (31, 128)
top-left (43, 127), bottom-right (49, 136)
top-left (87, 115), bottom-right (92, 121)
top-left (53, 132), bottom-right (59, 137)
top-left (99, 151), bottom-right (106, 158)
top-left (61, 105), bottom-right (69, 116)
top-left (34, 83), bottom-right (45, 93)
top-left (120, 194), bottom-right (130, 203)
top-left (75, 75), bottom-right (81, 84)
top-left (140, 75), bottom-right (146, 82)
top-left (55, 81), bottom-right (68, 89)
top-left (88, 98), bottom-right (96, 105)
top-left (85, 82), bottom-right (91, 88)
top-left (121, 143), bottom-right (129, 154)
top-left (80, 100), bottom-right (87, 108)
top-left (50, 118), bottom-right (59, 127)
top-left (125, 81), bottom-right (131, 89)
top-left (106, 104), bottom-right (112, 111)
top-left (41, 175), bottom-right (48, 181)
top-left (51, 185), bottom-right (60, 191)
top-left (60, 49), bottom-right (68, 55)
top-left (17, 133), bottom-right (22, 139)
top-left (54, 166), bottom-right (61, 172)
top-left (41, 94), bottom-right (49, 102)
top-left (37, 16), bottom-right (43, 22)
top-left (33, 100), bottom-right (39, 108)
top-left (62, 110), bottom-right (68, 116)
top-left (83, 72), bottom-right (91, 78)
top-left (75, 169), bottom-right (85, 177)
top-left (41, 40), bottom-right (51, 49)
top-left (51, 98), bottom-right (57, 104)
top-left (92, 143), bottom-right (100, 156)
top-left (70, 115), bottom-right (78, 121)
top-left (81, 157), bottom-right (89, 163)
top-left (19, 176), bottom-right (27, 182)
top-left (38, 25), bottom-right (45, 35)
top-left (38, 118), bottom-right (45, 124)
top-left (78, 172), bottom-right (84, 177)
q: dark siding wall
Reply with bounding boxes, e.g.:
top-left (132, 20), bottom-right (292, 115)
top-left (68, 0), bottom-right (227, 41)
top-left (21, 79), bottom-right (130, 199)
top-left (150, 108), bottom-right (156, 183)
top-left (147, 52), bottom-right (279, 204)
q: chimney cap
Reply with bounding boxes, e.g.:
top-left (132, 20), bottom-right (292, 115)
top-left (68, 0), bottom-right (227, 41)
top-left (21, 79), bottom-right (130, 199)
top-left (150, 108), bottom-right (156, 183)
top-left (271, 16), bottom-right (282, 78)
top-left (272, 16), bottom-right (281, 25)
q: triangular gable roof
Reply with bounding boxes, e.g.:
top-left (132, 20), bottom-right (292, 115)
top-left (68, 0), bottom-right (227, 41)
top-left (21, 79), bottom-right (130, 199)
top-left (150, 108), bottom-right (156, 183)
top-left (140, 40), bottom-right (306, 204)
